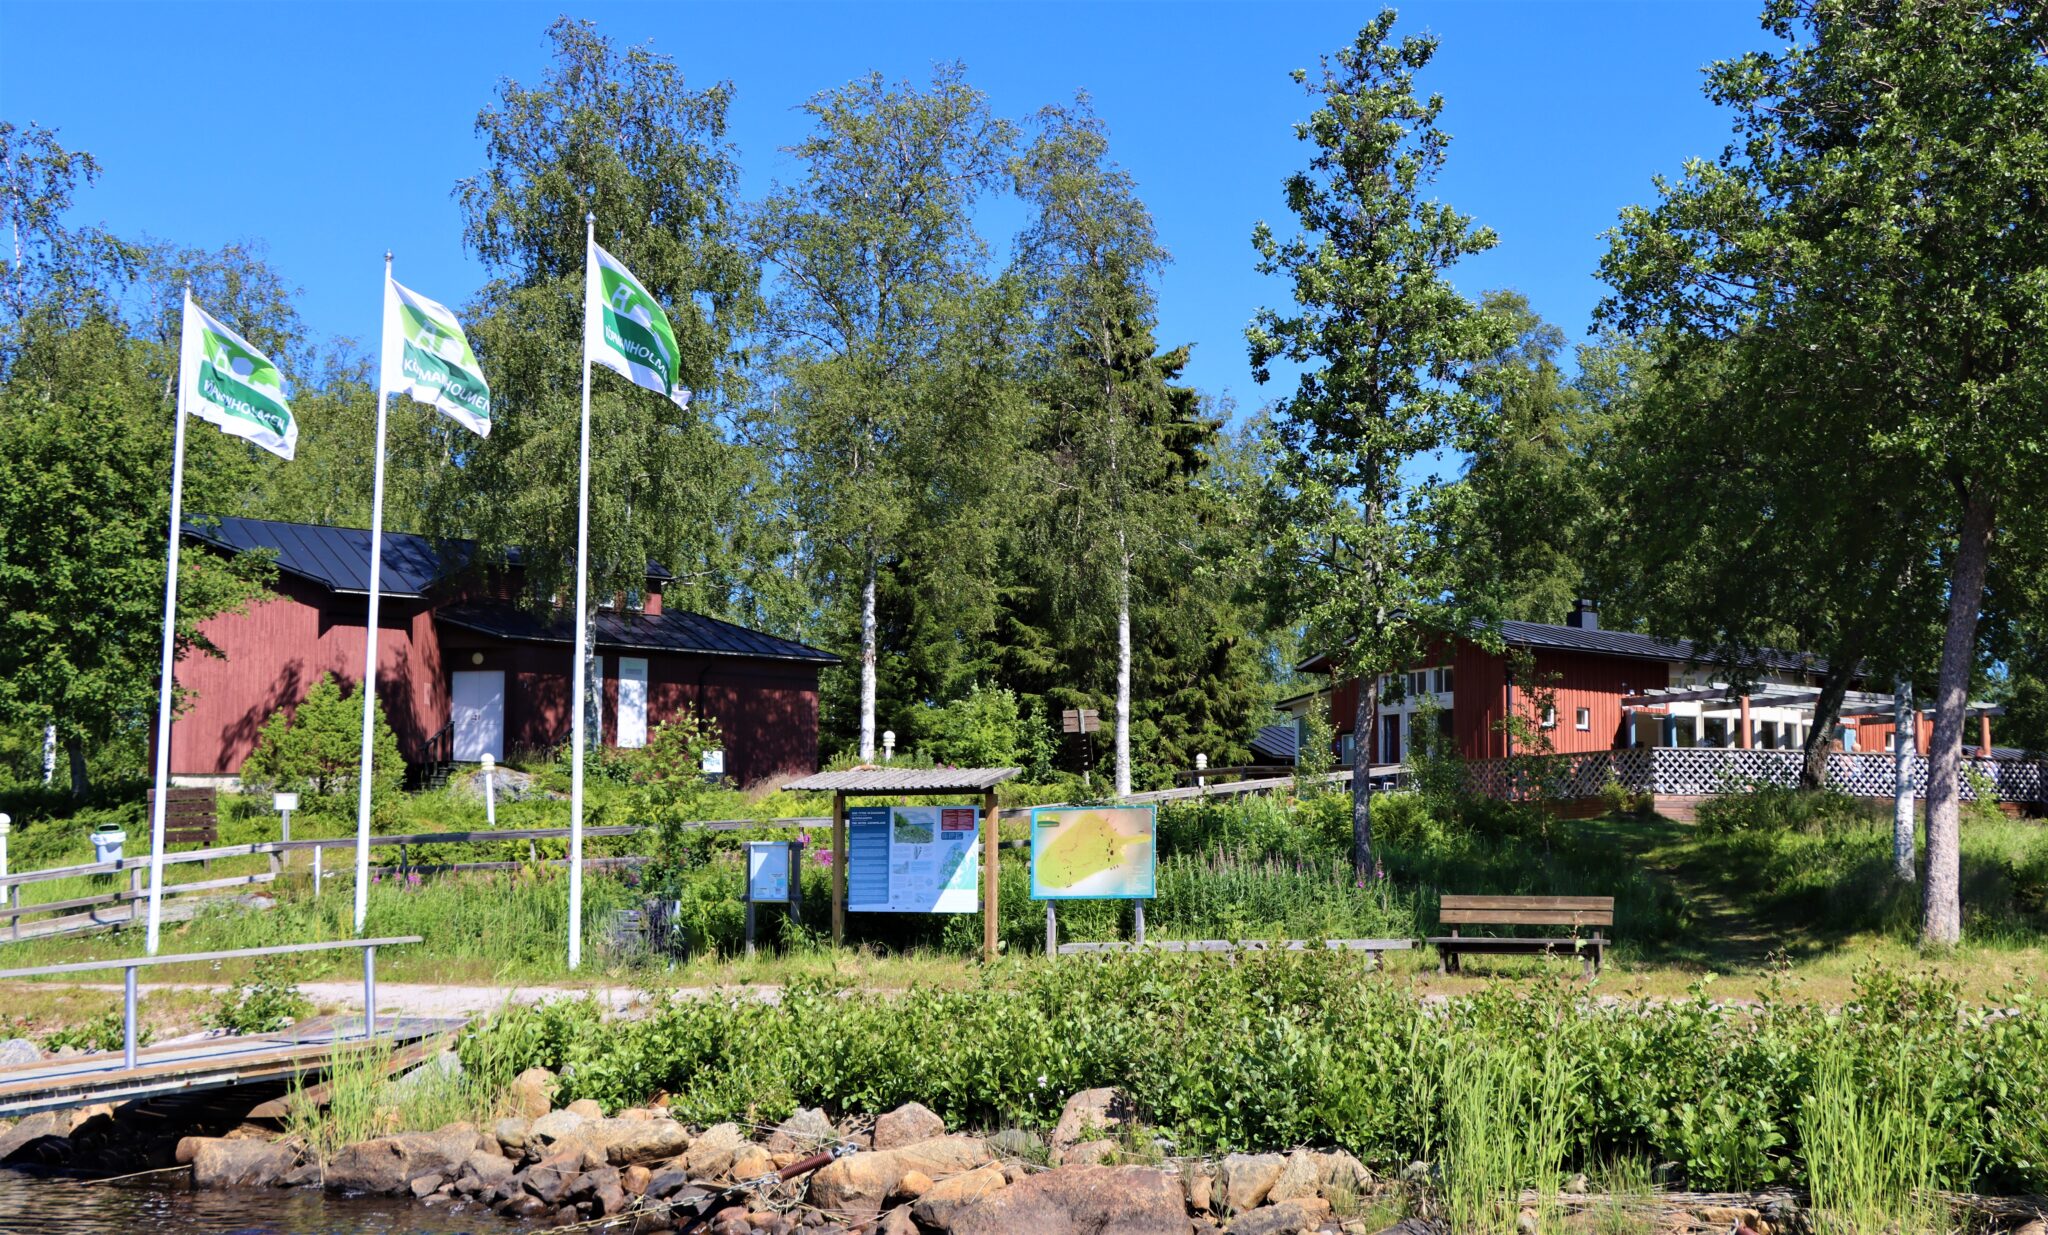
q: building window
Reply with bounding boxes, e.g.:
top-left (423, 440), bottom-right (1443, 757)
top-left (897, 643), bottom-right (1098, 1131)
top-left (1885, 732), bottom-right (1896, 752)
top-left (1409, 670), bottom-right (1429, 697)
top-left (1339, 733), bottom-right (1355, 766)
top-left (1575, 707), bottom-right (1590, 731)
top-left (1438, 666), bottom-right (1454, 693)
top-left (1541, 705), bottom-right (1557, 729)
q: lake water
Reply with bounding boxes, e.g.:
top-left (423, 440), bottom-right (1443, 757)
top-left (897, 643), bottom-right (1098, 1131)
top-left (0, 1169), bottom-right (529, 1234)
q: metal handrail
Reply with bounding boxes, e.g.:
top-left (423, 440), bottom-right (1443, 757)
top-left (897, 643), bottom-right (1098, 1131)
top-left (0, 936), bottom-right (423, 1071)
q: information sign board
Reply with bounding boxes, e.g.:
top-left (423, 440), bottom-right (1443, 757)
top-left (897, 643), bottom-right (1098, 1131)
top-left (747, 840), bottom-right (792, 903)
top-left (846, 805), bottom-right (980, 913)
top-left (1029, 805), bottom-right (1157, 899)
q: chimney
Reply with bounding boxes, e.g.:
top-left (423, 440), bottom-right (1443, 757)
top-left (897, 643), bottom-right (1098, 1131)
top-left (1566, 599), bottom-right (1599, 631)
top-left (643, 582), bottom-right (663, 617)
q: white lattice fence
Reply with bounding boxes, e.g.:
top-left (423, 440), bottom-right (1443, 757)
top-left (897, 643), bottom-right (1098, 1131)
top-left (1462, 747), bottom-right (2044, 802)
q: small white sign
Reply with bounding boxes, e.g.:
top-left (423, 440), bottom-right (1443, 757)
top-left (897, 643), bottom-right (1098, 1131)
top-left (747, 841), bottom-right (791, 903)
top-left (273, 792), bottom-right (300, 812)
top-left (700, 748), bottom-right (726, 776)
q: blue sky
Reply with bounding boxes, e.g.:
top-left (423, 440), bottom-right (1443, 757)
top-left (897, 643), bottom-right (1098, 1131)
top-left (2, 1), bottom-right (1766, 412)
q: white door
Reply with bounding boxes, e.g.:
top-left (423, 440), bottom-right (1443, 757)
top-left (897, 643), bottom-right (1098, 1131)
top-left (451, 670), bottom-right (505, 762)
top-left (616, 657), bottom-right (649, 749)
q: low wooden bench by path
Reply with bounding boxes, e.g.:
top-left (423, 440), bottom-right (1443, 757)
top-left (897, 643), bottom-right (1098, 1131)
top-left (1430, 895), bottom-right (1614, 979)
top-left (147, 786), bottom-right (219, 849)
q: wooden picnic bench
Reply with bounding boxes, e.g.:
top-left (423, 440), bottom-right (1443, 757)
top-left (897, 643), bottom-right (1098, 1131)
top-left (146, 786), bottom-right (219, 849)
top-left (1430, 895), bottom-right (1613, 979)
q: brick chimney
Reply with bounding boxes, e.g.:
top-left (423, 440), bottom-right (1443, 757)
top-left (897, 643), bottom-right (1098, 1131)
top-left (643, 582), bottom-right (663, 617)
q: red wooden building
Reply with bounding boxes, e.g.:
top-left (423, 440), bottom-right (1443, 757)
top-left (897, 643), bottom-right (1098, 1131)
top-left (1282, 601), bottom-right (1999, 768)
top-left (169, 517), bottom-right (838, 787)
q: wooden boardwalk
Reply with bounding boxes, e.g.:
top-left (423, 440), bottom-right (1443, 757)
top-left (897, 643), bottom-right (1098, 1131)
top-left (0, 1013), bottom-right (465, 1118)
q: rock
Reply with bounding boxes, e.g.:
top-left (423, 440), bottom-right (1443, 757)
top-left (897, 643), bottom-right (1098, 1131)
top-left (645, 1166), bottom-right (692, 1198)
top-left (988, 1127), bottom-right (1045, 1163)
top-left (2007, 1222), bottom-right (2044, 1235)
top-left (325, 1129), bottom-right (477, 1194)
top-left (522, 1151), bottom-right (582, 1204)
top-left (1563, 1172), bottom-right (1588, 1195)
top-left (768, 1107), bottom-right (838, 1155)
top-left (685, 1122), bottom-right (750, 1178)
top-left (731, 1144), bottom-right (776, 1180)
top-left (502, 1192), bottom-right (548, 1218)
top-left (622, 1163), bottom-right (652, 1195)
top-left (1697, 1206), bottom-right (1763, 1229)
top-left (191, 1137), bottom-right (297, 1189)
top-left (392, 1050), bottom-right (463, 1094)
top-left (1051, 1088), bottom-right (1136, 1158)
top-left (528, 1109), bottom-right (589, 1148)
top-left (465, 1149), bottom-right (513, 1187)
top-left (1308, 1150), bottom-right (1372, 1202)
top-left (808, 1134), bottom-right (995, 1215)
top-left (564, 1098), bottom-right (604, 1119)
top-left (875, 1209), bottom-right (918, 1235)
top-left (592, 1115), bottom-right (690, 1164)
top-left (508, 1067), bottom-right (557, 1119)
top-left (943, 1164), bottom-right (1191, 1235)
top-left (0, 1111), bottom-right (62, 1163)
top-left (894, 1168), bottom-right (934, 1199)
top-left (1515, 1207), bottom-right (1539, 1235)
top-left (1063, 1139), bottom-right (1118, 1166)
top-left (0, 1038), bottom-right (40, 1067)
top-left (1184, 1165), bottom-right (1213, 1213)
top-left (872, 1101), bottom-right (945, 1151)
top-left (410, 1174), bottom-right (444, 1198)
top-left (910, 1162), bottom-right (1007, 1228)
top-left (492, 1116), bottom-right (531, 1156)
top-left (279, 1163), bottom-right (321, 1188)
top-left (1227, 1199), bottom-right (1330, 1235)
top-left (1218, 1153), bottom-right (1286, 1213)
top-left (1265, 1151), bottom-right (1321, 1205)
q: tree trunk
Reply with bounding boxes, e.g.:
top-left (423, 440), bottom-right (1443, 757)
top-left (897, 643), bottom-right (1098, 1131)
top-left (1799, 654), bottom-right (1858, 789)
top-left (1922, 489), bottom-right (1994, 948)
top-left (858, 550), bottom-right (878, 763)
top-left (42, 724), bottom-right (56, 785)
top-left (1114, 536), bottom-right (1132, 799)
top-left (1352, 676), bottom-right (1376, 878)
top-left (66, 735), bottom-right (90, 798)
top-left (584, 602), bottom-right (603, 753)
top-left (1893, 678), bottom-right (1916, 882)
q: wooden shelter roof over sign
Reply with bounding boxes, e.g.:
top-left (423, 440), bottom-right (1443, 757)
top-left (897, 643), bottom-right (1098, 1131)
top-left (784, 767), bottom-right (1021, 795)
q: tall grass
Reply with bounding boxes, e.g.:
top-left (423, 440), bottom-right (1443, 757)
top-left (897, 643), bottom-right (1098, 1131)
top-left (286, 1029), bottom-right (517, 1159)
top-left (1439, 1037), bottom-right (1578, 1234)
top-left (1799, 1040), bottom-right (1948, 1234)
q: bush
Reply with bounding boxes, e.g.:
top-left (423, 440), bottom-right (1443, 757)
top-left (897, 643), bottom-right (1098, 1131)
top-left (207, 956), bottom-right (313, 1033)
top-left (917, 684), bottom-right (1046, 770)
top-left (1695, 785), bottom-right (1872, 836)
top-left (241, 673), bottom-right (404, 798)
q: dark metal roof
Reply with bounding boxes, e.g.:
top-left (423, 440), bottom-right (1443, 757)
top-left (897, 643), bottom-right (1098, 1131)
top-left (1297, 620), bottom-right (1824, 677)
top-left (185, 515), bottom-right (673, 598)
top-left (783, 768), bottom-right (1020, 794)
top-left (1250, 722), bottom-right (1299, 762)
top-left (435, 602), bottom-right (839, 665)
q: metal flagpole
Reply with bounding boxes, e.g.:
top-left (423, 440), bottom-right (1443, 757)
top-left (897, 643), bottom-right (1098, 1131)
top-left (567, 213), bottom-right (596, 970)
top-left (144, 284), bottom-right (196, 955)
top-left (355, 252), bottom-right (396, 935)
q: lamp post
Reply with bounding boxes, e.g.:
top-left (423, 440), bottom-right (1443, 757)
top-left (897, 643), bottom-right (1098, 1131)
top-left (480, 753), bottom-right (497, 829)
top-left (882, 730), bottom-right (895, 765)
top-left (1195, 752), bottom-right (1208, 790)
top-left (1, 814), bottom-right (11, 911)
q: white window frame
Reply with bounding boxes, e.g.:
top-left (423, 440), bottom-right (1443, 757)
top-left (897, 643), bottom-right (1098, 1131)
top-left (1575, 707), bottom-right (1591, 731)
top-left (1541, 705), bottom-right (1557, 729)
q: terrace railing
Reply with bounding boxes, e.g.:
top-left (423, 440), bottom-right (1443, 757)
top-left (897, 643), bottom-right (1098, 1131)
top-left (1465, 746), bottom-right (2046, 803)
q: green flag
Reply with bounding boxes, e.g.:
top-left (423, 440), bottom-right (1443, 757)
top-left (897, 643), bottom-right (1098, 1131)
top-left (180, 292), bottom-right (296, 460)
top-left (584, 240), bottom-right (690, 409)
top-left (382, 277), bottom-right (492, 436)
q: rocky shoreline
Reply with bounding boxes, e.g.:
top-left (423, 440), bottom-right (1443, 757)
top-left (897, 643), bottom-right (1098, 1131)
top-left (5, 1069), bottom-right (2042, 1234)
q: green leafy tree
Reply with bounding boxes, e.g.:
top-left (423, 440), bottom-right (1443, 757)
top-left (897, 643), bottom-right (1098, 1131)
top-left (241, 672), bottom-right (402, 797)
top-left (754, 64), bottom-right (1025, 761)
top-left (445, 18), bottom-right (769, 743)
top-left (1247, 12), bottom-right (1507, 876)
top-left (1596, 0), bottom-right (2048, 944)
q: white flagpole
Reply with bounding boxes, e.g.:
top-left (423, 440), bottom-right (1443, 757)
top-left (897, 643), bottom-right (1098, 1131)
top-left (567, 213), bottom-right (596, 970)
top-left (144, 284), bottom-right (196, 955)
top-left (354, 252), bottom-right (395, 935)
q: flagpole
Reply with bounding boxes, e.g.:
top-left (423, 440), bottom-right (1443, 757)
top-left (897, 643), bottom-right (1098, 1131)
top-left (144, 284), bottom-right (195, 955)
top-left (567, 213), bottom-right (596, 970)
top-left (354, 252), bottom-right (395, 936)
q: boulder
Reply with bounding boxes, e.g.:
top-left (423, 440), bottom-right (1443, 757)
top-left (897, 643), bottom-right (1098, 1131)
top-left (492, 1116), bottom-right (531, 1156)
top-left (943, 1164), bottom-right (1191, 1235)
top-left (410, 1174), bottom-right (444, 1198)
top-left (591, 1115), bottom-right (690, 1164)
top-left (1051, 1088), bottom-right (1135, 1158)
top-left (508, 1066), bottom-right (557, 1119)
top-left (391, 1050), bottom-right (463, 1094)
top-left (1226, 1198), bottom-right (1329, 1235)
top-left (875, 1209), bottom-right (919, 1235)
top-left (325, 1129), bottom-right (477, 1194)
top-left (684, 1122), bottom-right (749, 1178)
top-left (622, 1163), bottom-right (652, 1195)
top-left (872, 1101), bottom-right (945, 1151)
top-left (894, 1168), bottom-right (934, 1199)
top-left (910, 1162), bottom-right (1007, 1228)
top-left (1063, 1139), bottom-right (1117, 1167)
top-left (731, 1144), bottom-right (776, 1180)
top-left (527, 1109), bottom-right (589, 1149)
top-left (1184, 1165), bottom-right (1213, 1213)
top-left (808, 1134), bottom-right (994, 1215)
top-left (0, 1038), bottom-right (40, 1067)
top-left (0, 1111), bottom-right (63, 1164)
top-left (521, 1150), bottom-right (582, 1204)
top-left (768, 1107), bottom-right (838, 1155)
top-left (465, 1149), bottom-right (514, 1188)
top-left (1264, 1151), bottom-right (1321, 1204)
top-left (565, 1098), bottom-right (605, 1119)
top-left (645, 1166), bottom-right (693, 1199)
top-left (1218, 1153), bottom-right (1286, 1213)
top-left (190, 1137), bottom-right (297, 1189)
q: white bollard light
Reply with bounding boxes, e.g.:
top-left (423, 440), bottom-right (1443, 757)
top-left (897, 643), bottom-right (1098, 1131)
top-left (480, 752), bottom-right (497, 828)
top-left (882, 730), bottom-right (896, 765)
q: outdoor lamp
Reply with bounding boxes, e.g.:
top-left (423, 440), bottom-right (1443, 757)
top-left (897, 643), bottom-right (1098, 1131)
top-left (882, 730), bottom-right (896, 764)
top-left (480, 753), bottom-right (498, 828)
top-left (0, 813), bottom-right (10, 883)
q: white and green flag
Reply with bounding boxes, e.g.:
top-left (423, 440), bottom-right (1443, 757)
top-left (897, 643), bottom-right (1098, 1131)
top-left (382, 278), bottom-right (492, 436)
top-left (584, 241), bottom-right (690, 409)
top-left (180, 293), bottom-right (296, 460)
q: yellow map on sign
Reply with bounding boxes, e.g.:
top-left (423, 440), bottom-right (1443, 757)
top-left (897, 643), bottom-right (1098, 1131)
top-left (1031, 807), bottom-right (1155, 898)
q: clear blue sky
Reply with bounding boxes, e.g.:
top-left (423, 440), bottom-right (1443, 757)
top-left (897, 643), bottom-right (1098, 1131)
top-left (2, 1), bottom-right (1766, 411)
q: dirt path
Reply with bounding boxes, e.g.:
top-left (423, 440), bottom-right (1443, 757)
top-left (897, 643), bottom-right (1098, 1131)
top-left (64, 980), bottom-right (787, 1018)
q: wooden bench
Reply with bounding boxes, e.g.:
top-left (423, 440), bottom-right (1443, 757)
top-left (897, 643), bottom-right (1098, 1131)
top-left (1430, 895), bottom-right (1613, 979)
top-left (146, 787), bottom-right (219, 849)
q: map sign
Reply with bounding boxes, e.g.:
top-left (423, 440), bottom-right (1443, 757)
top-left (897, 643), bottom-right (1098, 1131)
top-left (747, 841), bottom-right (792, 903)
top-left (846, 806), bottom-right (980, 913)
top-left (1030, 806), bottom-right (1156, 899)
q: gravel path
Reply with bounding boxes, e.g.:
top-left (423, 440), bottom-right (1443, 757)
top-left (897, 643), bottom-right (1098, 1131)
top-left (62, 980), bottom-right (786, 1018)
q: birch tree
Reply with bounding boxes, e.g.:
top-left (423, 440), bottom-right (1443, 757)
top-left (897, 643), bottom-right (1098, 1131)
top-left (1248, 12), bottom-right (1506, 876)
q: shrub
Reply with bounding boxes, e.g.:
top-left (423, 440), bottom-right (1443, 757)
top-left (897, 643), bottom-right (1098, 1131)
top-left (917, 685), bottom-right (1040, 769)
top-left (1695, 786), bottom-right (1872, 836)
top-left (240, 673), bottom-right (404, 798)
top-left (207, 956), bottom-right (313, 1033)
